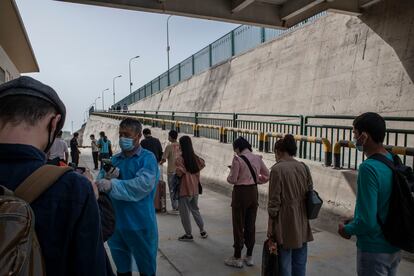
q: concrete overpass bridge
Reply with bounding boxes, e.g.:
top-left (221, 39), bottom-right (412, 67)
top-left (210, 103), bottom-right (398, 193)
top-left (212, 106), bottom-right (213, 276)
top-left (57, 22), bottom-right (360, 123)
top-left (58, 0), bottom-right (380, 28)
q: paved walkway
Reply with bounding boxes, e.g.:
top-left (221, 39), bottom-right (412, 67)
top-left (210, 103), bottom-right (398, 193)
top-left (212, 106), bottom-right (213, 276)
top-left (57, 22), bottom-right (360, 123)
top-left (79, 148), bottom-right (414, 276)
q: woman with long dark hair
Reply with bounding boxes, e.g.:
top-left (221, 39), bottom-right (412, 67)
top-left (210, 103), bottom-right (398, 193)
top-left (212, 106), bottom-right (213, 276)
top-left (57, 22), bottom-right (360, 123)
top-left (225, 137), bottom-right (270, 268)
top-left (175, 135), bottom-right (207, 241)
top-left (267, 134), bottom-right (313, 276)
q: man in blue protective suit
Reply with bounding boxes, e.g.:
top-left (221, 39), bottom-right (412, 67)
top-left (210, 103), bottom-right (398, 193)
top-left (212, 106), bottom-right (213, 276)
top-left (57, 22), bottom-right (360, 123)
top-left (96, 118), bottom-right (160, 276)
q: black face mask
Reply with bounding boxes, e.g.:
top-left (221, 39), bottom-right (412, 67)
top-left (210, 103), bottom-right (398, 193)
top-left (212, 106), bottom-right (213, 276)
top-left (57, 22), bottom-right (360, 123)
top-left (44, 116), bottom-right (58, 153)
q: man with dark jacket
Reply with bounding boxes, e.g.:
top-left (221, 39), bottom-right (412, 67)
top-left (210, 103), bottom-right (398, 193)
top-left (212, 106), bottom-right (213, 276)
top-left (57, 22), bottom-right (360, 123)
top-left (70, 132), bottom-right (80, 166)
top-left (140, 128), bottom-right (163, 163)
top-left (0, 76), bottom-right (111, 276)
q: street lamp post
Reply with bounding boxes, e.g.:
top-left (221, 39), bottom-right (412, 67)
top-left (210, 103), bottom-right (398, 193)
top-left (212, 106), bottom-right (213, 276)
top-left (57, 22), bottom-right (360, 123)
top-left (129, 56), bottom-right (140, 94)
top-left (167, 15), bottom-right (173, 86)
top-left (101, 88), bottom-right (109, 110)
top-left (113, 75), bottom-right (122, 106)
top-left (94, 96), bottom-right (101, 111)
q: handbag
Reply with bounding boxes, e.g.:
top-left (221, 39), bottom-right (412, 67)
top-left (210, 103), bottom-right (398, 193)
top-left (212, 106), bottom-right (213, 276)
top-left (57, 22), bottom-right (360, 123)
top-left (261, 240), bottom-right (279, 276)
top-left (302, 163), bottom-right (323, 219)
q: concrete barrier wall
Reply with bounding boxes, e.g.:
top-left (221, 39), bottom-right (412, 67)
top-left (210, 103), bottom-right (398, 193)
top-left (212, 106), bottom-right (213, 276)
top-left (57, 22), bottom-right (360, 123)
top-left (129, 0), bottom-right (414, 117)
top-left (84, 115), bottom-right (357, 223)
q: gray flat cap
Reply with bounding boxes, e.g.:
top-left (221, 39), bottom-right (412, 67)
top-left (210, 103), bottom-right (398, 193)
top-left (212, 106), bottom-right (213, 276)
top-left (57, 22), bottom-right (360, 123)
top-left (0, 76), bottom-right (66, 131)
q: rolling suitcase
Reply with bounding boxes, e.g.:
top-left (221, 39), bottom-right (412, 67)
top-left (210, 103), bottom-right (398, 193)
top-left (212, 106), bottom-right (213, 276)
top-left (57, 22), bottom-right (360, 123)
top-left (154, 166), bottom-right (167, 213)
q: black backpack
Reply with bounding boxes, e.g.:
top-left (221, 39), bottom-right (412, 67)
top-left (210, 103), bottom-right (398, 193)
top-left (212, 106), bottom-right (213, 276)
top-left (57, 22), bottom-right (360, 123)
top-left (369, 153), bottom-right (414, 253)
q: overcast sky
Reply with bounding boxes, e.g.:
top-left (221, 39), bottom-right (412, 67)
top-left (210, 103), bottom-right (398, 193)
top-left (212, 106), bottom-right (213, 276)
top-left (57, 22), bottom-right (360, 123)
top-left (15, 0), bottom-right (237, 132)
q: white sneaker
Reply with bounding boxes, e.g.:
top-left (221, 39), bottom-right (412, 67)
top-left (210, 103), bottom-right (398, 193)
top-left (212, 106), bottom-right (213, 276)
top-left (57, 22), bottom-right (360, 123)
top-left (224, 256), bottom-right (243, 268)
top-left (243, 255), bottom-right (254, 266)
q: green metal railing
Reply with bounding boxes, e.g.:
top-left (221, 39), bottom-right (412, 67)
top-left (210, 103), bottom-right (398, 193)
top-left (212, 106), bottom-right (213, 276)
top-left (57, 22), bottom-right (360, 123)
top-left (94, 111), bottom-right (414, 169)
top-left (114, 12), bottom-right (328, 108)
top-left (304, 115), bottom-right (414, 169)
top-left (129, 110), bottom-right (303, 152)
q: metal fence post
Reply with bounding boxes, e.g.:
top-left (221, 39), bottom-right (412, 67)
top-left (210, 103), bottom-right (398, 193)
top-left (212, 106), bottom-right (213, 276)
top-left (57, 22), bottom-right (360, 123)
top-left (223, 128), bottom-right (228, 143)
top-left (261, 27), bottom-right (266, 43)
top-left (191, 55), bottom-right (195, 76)
top-left (259, 132), bottom-right (265, 152)
top-left (178, 64), bottom-right (181, 82)
top-left (232, 113), bottom-right (238, 142)
top-left (302, 116), bottom-right (308, 159)
top-left (231, 30), bottom-right (235, 56)
top-left (264, 133), bottom-right (270, 152)
top-left (194, 112), bottom-right (199, 137)
top-left (154, 111), bottom-right (158, 127)
top-left (193, 124), bottom-right (198, 137)
top-left (209, 44), bottom-right (212, 67)
top-left (175, 121), bottom-right (180, 133)
top-left (299, 115), bottom-right (304, 158)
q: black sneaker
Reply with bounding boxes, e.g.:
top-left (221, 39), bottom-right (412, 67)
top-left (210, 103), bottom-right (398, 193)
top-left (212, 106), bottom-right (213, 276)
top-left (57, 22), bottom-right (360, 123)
top-left (178, 234), bottom-right (194, 242)
top-left (200, 231), bottom-right (208, 239)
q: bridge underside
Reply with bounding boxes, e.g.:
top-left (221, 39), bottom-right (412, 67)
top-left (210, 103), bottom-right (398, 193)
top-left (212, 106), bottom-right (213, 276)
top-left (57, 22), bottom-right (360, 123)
top-left (56, 0), bottom-right (381, 28)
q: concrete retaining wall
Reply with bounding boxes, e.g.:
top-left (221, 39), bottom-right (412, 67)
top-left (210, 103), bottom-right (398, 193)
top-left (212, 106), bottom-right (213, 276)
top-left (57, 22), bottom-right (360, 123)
top-left (129, 0), bottom-right (414, 118)
top-left (84, 115), bottom-right (358, 228)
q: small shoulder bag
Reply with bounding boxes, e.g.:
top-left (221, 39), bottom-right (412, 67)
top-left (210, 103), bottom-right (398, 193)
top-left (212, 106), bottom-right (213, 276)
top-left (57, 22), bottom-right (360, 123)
top-left (302, 162), bottom-right (323, 220)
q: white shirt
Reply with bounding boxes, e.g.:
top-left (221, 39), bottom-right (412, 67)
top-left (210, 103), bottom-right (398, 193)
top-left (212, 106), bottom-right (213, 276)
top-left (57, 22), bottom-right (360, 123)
top-left (49, 138), bottom-right (68, 160)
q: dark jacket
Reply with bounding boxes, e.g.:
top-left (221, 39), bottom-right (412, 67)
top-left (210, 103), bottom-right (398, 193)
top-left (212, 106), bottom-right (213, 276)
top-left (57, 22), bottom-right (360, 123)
top-left (140, 136), bottom-right (163, 162)
top-left (0, 144), bottom-right (110, 276)
top-left (70, 137), bottom-right (79, 154)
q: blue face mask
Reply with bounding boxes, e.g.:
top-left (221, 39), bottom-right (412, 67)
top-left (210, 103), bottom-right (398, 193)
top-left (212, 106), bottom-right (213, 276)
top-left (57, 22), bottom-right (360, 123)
top-left (352, 134), bottom-right (365, 152)
top-left (119, 137), bottom-right (135, 152)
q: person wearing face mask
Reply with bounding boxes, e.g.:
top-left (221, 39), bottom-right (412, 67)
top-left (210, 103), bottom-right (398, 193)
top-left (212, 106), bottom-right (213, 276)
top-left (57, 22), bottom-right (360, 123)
top-left (98, 131), bottom-right (112, 169)
top-left (267, 134), bottom-right (313, 276)
top-left (0, 76), bottom-right (110, 275)
top-left (96, 118), bottom-right (160, 276)
top-left (225, 136), bottom-right (269, 268)
top-left (338, 113), bottom-right (401, 276)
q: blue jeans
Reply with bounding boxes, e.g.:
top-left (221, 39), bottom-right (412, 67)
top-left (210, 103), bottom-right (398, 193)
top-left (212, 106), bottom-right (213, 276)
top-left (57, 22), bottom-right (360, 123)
top-left (278, 243), bottom-right (307, 276)
top-left (357, 250), bottom-right (401, 276)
